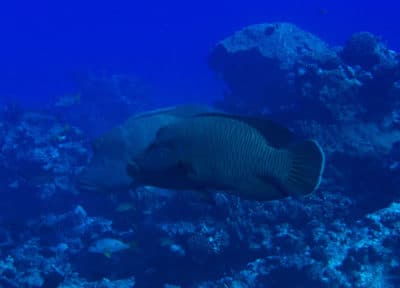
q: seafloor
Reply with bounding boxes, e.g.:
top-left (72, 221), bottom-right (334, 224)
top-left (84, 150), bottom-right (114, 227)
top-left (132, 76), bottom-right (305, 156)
top-left (1, 22), bottom-right (399, 287)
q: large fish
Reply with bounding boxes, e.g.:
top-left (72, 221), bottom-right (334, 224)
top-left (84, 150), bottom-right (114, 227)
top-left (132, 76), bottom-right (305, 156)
top-left (127, 113), bottom-right (325, 201)
top-left (77, 105), bottom-right (216, 193)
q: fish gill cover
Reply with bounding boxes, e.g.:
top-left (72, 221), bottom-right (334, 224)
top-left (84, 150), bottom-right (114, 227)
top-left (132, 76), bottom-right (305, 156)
top-left (0, 1), bottom-right (400, 288)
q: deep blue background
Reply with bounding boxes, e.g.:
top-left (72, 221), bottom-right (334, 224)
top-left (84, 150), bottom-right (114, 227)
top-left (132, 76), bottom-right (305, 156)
top-left (0, 0), bottom-right (398, 107)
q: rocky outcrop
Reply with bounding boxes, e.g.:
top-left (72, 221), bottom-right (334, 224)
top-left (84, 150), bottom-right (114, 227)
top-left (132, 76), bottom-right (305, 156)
top-left (0, 22), bottom-right (399, 288)
top-left (209, 23), bottom-right (340, 115)
top-left (209, 22), bottom-right (400, 213)
top-left (207, 22), bottom-right (400, 287)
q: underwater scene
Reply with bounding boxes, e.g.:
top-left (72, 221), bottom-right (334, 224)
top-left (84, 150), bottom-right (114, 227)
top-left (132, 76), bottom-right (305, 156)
top-left (0, 1), bottom-right (399, 287)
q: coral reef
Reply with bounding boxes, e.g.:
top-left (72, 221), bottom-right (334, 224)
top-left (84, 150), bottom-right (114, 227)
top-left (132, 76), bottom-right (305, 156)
top-left (209, 22), bottom-right (400, 215)
top-left (0, 22), bottom-right (399, 287)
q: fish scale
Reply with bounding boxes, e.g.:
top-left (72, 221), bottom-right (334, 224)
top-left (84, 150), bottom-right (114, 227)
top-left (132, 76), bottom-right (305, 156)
top-left (193, 117), bottom-right (273, 181)
top-left (130, 112), bottom-right (325, 201)
top-left (200, 116), bottom-right (318, 197)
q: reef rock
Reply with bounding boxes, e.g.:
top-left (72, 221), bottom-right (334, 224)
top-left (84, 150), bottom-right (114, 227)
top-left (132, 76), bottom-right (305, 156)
top-left (1, 22), bottom-right (399, 288)
top-left (340, 32), bottom-right (397, 70)
top-left (206, 22), bottom-right (400, 287)
top-left (209, 22), bottom-right (339, 114)
top-left (209, 22), bottom-right (400, 214)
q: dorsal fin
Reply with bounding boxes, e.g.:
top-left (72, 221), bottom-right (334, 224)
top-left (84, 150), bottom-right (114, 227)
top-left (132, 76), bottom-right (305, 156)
top-left (133, 104), bottom-right (216, 120)
top-left (195, 112), bottom-right (295, 148)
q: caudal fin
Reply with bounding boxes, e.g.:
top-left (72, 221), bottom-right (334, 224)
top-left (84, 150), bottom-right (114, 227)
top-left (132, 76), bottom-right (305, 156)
top-left (283, 140), bottom-right (325, 196)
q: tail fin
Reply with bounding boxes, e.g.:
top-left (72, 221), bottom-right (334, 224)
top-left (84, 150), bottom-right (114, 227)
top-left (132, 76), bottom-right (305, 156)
top-left (282, 140), bottom-right (325, 197)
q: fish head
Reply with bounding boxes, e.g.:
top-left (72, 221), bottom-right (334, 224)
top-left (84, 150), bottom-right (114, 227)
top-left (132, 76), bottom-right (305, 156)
top-left (133, 130), bottom-right (184, 174)
top-left (78, 105), bottom-right (217, 193)
top-left (77, 114), bottom-right (181, 193)
top-left (77, 158), bottom-right (132, 193)
top-left (77, 134), bottom-right (133, 193)
top-left (127, 126), bottom-right (196, 189)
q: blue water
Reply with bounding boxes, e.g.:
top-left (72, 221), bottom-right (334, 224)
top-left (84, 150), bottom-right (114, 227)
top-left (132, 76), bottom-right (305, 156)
top-left (1, 1), bottom-right (398, 106)
top-left (0, 1), bottom-right (400, 287)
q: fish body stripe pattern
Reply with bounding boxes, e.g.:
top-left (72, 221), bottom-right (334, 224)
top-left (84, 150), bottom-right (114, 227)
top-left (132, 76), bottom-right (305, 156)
top-left (130, 111), bottom-right (325, 201)
top-left (180, 116), bottom-right (281, 185)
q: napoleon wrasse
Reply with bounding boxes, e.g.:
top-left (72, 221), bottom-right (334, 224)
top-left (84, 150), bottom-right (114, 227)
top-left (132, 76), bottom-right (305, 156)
top-left (127, 113), bottom-right (325, 201)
